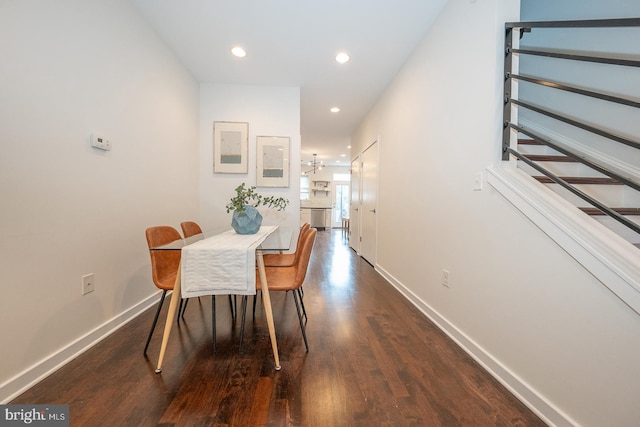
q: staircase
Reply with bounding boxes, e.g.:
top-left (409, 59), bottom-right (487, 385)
top-left (516, 138), bottom-right (640, 247)
top-left (502, 18), bottom-right (640, 249)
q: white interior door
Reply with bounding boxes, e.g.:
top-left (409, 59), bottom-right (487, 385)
top-left (360, 142), bottom-right (378, 265)
top-left (349, 156), bottom-right (361, 252)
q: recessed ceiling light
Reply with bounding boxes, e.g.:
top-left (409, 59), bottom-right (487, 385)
top-left (335, 52), bottom-right (350, 64)
top-left (231, 46), bottom-right (247, 58)
top-left (330, 107), bottom-right (340, 113)
top-left (347, 145), bottom-right (351, 149)
top-left (340, 154), bottom-right (346, 157)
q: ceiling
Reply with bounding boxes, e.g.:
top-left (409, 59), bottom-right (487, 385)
top-left (131, 0), bottom-right (448, 167)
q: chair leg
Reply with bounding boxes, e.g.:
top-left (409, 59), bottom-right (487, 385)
top-left (292, 290), bottom-right (309, 352)
top-left (252, 291), bottom-right (261, 318)
top-left (144, 290), bottom-right (167, 356)
top-left (252, 293), bottom-right (257, 317)
top-left (178, 298), bottom-right (189, 322)
top-left (297, 289), bottom-right (307, 321)
top-left (212, 295), bottom-right (216, 353)
top-left (228, 295), bottom-right (235, 319)
top-left (239, 295), bottom-right (248, 351)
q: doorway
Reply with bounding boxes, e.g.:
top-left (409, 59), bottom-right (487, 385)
top-left (360, 141), bottom-right (378, 265)
top-left (349, 156), bottom-right (361, 252)
top-left (332, 181), bottom-right (350, 228)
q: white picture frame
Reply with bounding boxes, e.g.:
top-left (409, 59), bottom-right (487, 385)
top-left (213, 121), bottom-right (248, 174)
top-left (256, 136), bottom-right (290, 187)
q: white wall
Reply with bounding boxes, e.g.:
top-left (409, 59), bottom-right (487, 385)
top-left (0, 0), bottom-right (199, 400)
top-left (351, 0), bottom-right (640, 426)
top-left (198, 84), bottom-right (301, 232)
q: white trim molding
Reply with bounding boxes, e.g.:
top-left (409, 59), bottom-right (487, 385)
top-left (487, 165), bottom-right (640, 315)
top-left (376, 264), bottom-right (577, 427)
top-left (372, 163), bottom-right (640, 427)
top-left (0, 292), bottom-right (162, 403)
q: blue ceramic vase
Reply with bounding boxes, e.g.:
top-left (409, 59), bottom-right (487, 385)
top-left (231, 205), bottom-right (263, 234)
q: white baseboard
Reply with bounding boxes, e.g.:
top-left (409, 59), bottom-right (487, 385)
top-left (374, 264), bottom-right (577, 427)
top-left (0, 292), bottom-right (161, 403)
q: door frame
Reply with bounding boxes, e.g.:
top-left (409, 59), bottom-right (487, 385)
top-left (331, 180), bottom-right (350, 228)
top-left (349, 155), bottom-right (361, 253)
top-left (360, 140), bottom-right (378, 265)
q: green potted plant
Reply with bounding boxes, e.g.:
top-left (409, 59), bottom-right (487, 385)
top-left (226, 183), bottom-right (289, 234)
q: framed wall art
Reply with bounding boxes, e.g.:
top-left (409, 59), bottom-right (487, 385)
top-left (213, 121), bottom-right (248, 173)
top-left (256, 136), bottom-right (290, 187)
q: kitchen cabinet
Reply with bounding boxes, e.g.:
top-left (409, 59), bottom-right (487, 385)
top-left (312, 180), bottom-right (330, 196)
top-left (300, 209), bottom-right (311, 225)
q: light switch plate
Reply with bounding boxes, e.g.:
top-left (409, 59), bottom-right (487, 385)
top-left (473, 172), bottom-right (483, 191)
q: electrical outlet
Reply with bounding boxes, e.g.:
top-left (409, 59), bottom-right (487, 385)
top-left (82, 274), bottom-right (95, 295)
top-left (442, 269), bottom-right (450, 288)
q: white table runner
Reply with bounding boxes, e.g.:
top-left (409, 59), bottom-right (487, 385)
top-left (181, 225), bottom-right (277, 297)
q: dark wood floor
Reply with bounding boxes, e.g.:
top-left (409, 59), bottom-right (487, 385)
top-left (13, 229), bottom-right (546, 426)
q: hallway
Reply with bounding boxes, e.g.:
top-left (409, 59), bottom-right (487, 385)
top-left (13, 229), bottom-right (545, 426)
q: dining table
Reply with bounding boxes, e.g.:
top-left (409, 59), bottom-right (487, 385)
top-left (150, 225), bottom-right (292, 373)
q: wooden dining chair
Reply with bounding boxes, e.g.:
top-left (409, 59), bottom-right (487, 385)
top-left (244, 227), bottom-right (317, 352)
top-left (256, 223), bottom-right (312, 320)
top-left (144, 225), bottom-right (189, 356)
top-left (180, 220), bottom-right (236, 352)
top-left (262, 223), bottom-right (310, 267)
top-left (180, 221), bottom-right (203, 240)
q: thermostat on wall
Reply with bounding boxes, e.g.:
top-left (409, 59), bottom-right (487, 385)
top-left (91, 134), bottom-right (111, 151)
